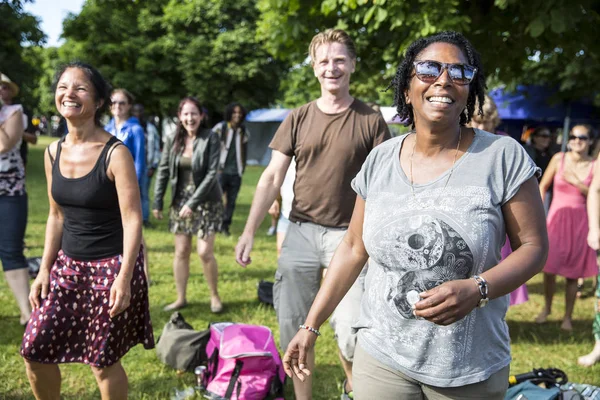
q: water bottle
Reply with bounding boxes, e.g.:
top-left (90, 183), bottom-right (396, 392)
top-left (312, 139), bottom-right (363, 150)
top-left (171, 387), bottom-right (195, 400)
top-left (194, 365), bottom-right (207, 390)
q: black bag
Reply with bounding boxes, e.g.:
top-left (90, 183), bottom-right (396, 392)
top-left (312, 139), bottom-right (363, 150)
top-left (257, 280), bottom-right (274, 306)
top-left (509, 368), bottom-right (568, 388)
top-left (156, 312), bottom-right (210, 371)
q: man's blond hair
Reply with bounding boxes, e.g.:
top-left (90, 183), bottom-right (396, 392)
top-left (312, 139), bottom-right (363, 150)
top-left (308, 29), bottom-right (357, 64)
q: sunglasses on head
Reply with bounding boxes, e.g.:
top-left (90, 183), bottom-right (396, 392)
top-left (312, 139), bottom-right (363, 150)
top-left (413, 60), bottom-right (477, 85)
top-left (569, 135), bottom-right (589, 141)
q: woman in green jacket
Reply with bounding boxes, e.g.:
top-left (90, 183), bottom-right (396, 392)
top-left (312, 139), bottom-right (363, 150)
top-left (153, 97), bottom-right (224, 313)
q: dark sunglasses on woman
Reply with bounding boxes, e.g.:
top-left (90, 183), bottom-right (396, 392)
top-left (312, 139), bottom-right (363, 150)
top-left (413, 60), bottom-right (477, 85)
top-left (569, 135), bottom-right (589, 141)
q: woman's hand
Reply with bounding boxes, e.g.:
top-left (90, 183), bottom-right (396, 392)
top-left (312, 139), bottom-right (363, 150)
top-left (29, 270), bottom-right (51, 309)
top-left (268, 200), bottom-right (280, 218)
top-left (414, 279), bottom-right (481, 325)
top-left (153, 209), bottom-right (163, 220)
top-left (588, 229), bottom-right (600, 251)
top-left (562, 170), bottom-right (580, 186)
top-left (282, 329), bottom-right (318, 381)
top-left (109, 275), bottom-right (132, 318)
top-left (179, 205), bottom-right (193, 219)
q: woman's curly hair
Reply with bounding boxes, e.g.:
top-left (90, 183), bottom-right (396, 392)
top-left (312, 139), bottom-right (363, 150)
top-left (388, 31), bottom-right (487, 128)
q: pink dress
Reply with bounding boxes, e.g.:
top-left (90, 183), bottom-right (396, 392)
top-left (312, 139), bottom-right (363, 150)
top-left (544, 154), bottom-right (598, 279)
top-left (502, 240), bottom-right (529, 306)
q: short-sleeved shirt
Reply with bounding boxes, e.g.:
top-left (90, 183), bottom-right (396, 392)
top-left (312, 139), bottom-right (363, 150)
top-left (351, 129), bottom-right (539, 387)
top-left (269, 99), bottom-right (390, 228)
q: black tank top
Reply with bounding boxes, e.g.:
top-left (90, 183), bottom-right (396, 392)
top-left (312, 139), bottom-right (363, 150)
top-left (51, 136), bottom-right (124, 260)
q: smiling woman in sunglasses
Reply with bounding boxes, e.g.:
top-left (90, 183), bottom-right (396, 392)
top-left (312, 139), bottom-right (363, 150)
top-left (536, 124), bottom-right (597, 331)
top-left (282, 31), bottom-right (548, 399)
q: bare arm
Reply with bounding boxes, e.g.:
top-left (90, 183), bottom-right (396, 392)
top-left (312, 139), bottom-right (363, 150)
top-left (107, 145), bottom-right (143, 317)
top-left (566, 179), bottom-right (590, 196)
top-left (415, 177), bottom-right (548, 325)
top-left (282, 197), bottom-right (368, 379)
top-left (0, 109), bottom-right (24, 153)
top-left (305, 196), bottom-right (368, 327)
top-left (539, 153), bottom-right (560, 200)
top-left (235, 150), bottom-right (291, 266)
top-left (563, 167), bottom-right (590, 197)
top-left (23, 131), bottom-right (38, 144)
top-left (483, 176), bottom-right (548, 297)
top-left (587, 159), bottom-right (600, 250)
top-left (29, 143), bottom-right (64, 309)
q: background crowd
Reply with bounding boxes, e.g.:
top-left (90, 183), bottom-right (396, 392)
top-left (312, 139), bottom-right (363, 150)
top-left (2, 0), bottom-right (600, 398)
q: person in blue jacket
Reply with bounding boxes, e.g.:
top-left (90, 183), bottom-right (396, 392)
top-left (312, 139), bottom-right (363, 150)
top-left (105, 88), bottom-right (150, 280)
top-left (105, 89), bottom-right (146, 187)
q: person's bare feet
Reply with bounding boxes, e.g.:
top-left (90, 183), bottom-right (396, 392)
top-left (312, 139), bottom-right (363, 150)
top-left (210, 297), bottom-right (223, 314)
top-left (163, 301), bottom-right (187, 312)
top-left (535, 310), bottom-right (550, 324)
top-left (578, 341), bottom-right (600, 367)
top-left (560, 318), bottom-right (573, 332)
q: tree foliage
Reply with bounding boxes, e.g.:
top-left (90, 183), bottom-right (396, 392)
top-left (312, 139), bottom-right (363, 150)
top-left (59, 0), bottom-right (288, 120)
top-left (7, 0), bottom-right (600, 116)
top-left (0, 0), bottom-right (46, 111)
top-left (257, 0), bottom-right (600, 107)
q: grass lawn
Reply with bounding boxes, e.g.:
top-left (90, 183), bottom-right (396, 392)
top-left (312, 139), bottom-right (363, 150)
top-left (1, 135), bottom-right (600, 399)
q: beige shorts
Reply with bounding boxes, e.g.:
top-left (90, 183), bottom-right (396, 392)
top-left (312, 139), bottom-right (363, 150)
top-left (273, 221), bottom-right (365, 361)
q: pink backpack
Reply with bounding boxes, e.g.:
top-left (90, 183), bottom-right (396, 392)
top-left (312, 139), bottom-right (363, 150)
top-left (202, 322), bottom-right (285, 400)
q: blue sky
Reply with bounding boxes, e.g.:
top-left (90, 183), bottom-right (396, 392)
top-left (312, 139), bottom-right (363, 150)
top-left (23, 0), bottom-right (86, 47)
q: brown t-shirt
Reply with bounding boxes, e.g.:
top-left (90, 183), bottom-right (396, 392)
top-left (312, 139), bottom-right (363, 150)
top-left (269, 99), bottom-right (391, 227)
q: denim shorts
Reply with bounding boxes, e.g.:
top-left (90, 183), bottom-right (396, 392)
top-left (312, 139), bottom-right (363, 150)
top-left (276, 214), bottom-right (290, 234)
top-left (0, 194), bottom-right (28, 271)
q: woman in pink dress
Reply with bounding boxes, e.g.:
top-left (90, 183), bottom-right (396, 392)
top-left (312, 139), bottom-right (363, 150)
top-left (536, 124), bottom-right (597, 331)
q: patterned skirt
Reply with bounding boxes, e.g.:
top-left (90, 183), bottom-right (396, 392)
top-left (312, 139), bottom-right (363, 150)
top-left (169, 184), bottom-right (223, 239)
top-left (20, 248), bottom-right (154, 367)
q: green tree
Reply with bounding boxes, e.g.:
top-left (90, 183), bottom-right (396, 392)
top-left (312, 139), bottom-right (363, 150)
top-left (0, 0), bottom-right (46, 112)
top-left (60, 0), bottom-right (288, 119)
top-left (257, 0), bottom-right (600, 107)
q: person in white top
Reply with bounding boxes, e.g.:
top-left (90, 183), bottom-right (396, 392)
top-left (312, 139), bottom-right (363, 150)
top-left (212, 103), bottom-right (249, 236)
top-left (267, 158), bottom-right (296, 255)
top-left (0, 72), bottom-right (31, 326)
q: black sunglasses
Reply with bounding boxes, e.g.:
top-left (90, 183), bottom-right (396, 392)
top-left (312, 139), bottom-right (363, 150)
top-left (413, 60), bottom-right (477, 85)
top-left (111, 100), bottom-right (128, 107)
top-left (569, 135), bottom-right (590, 141)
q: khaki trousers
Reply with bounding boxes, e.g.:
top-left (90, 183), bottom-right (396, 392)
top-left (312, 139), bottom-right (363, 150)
top-left (353, 344), bottom-right (509, 399)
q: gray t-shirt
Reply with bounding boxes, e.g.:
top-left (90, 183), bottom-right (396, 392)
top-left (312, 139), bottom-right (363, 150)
top-left (351, 129), bottom-right (539, 387)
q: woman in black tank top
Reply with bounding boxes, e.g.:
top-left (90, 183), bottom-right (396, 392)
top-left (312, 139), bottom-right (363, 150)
top-left (20, 62), bottom-right (154, 400)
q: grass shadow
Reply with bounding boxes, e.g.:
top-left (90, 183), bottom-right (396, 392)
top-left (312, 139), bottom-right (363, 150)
top-left (508, 319), bottom-right (596, 345)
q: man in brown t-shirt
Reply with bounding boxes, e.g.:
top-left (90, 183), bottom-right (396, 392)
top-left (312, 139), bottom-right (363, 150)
top-left (236, 29), bottom-right (390, 399)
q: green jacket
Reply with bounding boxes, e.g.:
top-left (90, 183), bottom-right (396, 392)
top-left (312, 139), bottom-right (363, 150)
top-left (153, 128), bottom-right (222, 211)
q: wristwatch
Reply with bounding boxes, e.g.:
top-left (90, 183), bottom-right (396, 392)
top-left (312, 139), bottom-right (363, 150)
top-left (472, 275), bottom-right (489, 308)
